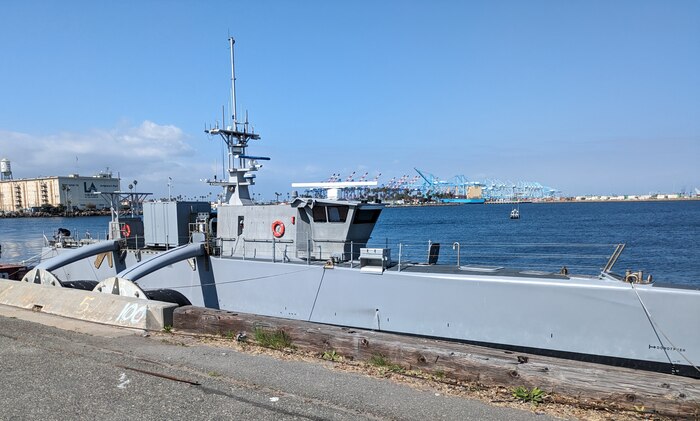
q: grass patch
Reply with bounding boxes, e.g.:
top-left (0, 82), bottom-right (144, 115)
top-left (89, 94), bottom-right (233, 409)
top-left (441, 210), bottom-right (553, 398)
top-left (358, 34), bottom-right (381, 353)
top-left (321, 350), bottom-right (343, 362)
top-left (369, 354), bottom-right (390, 366)
top-left (253, 327), bottom-right (294, 350)
top-left (207, 371), bottom-right (222, 377)
top-left (162, 325), bottom-right (173, 333)
top-left (369, 353), bottom-right (405, 373)
top-left (512, 386), bottom-right (546, 405)
top-left (387, 364), bottom-right (406, 374)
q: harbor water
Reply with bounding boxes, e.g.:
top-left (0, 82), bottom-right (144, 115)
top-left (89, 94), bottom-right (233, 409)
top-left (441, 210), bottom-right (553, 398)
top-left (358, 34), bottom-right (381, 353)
top-left (369, 201), bottom-right (699, 286)
top-left (1, 201), bottom-right (698, 287)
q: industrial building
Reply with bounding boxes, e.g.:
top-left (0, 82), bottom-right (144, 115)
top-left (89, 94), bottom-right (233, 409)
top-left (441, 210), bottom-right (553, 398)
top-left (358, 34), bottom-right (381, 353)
top-left (0, 159), bottom-right (120, 212)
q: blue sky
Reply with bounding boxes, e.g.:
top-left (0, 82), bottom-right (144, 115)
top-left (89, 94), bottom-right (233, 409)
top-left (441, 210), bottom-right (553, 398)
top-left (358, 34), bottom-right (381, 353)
top-left (1, 0), bottom-right (698, 199)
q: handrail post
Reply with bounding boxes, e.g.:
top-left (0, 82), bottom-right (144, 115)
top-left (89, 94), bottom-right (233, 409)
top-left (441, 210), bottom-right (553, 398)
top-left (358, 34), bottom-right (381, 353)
top-left (452, 242), bottom-right (460, 267)
top-left (350, 241), bottom-right (354, 268)
top-left (398, 243), bottom-right (402, 272)
top-left (272, 237), bottom-right (276, 263)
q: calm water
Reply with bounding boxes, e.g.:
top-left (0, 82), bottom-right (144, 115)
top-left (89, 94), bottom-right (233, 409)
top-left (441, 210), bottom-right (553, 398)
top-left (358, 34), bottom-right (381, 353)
top-left (0, 216), bottom-right (111, 266)
top-left (1, 201), bottom-right (698, 286)
top-left (369, 201), bottom-right (699, 286)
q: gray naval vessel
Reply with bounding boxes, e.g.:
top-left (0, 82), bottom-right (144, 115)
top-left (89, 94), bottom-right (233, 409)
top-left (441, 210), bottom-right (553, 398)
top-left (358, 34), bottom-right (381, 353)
top-left (23, 38), bottom-right (700, 378)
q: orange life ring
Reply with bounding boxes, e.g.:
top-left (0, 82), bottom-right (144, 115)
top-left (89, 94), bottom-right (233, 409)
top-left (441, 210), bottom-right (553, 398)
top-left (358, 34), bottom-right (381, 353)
top-left (271, 220), bottom-right (285, 238)
top-left (121, 223), bottom-right (131, 238)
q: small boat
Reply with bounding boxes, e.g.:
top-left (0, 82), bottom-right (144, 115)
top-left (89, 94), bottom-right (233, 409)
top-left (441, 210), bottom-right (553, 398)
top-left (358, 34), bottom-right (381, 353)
top-left (510, 208), bottom-right (520, 219)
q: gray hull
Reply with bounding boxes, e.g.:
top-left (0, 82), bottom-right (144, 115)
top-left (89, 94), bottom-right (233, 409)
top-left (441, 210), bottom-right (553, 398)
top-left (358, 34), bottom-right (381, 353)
top-left (42, 245), bottom-right (700, 376)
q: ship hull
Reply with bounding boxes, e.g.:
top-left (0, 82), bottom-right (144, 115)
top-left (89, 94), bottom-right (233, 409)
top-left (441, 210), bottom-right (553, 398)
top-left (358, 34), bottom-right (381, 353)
top-left (41, 246), bottom-right (700, 377)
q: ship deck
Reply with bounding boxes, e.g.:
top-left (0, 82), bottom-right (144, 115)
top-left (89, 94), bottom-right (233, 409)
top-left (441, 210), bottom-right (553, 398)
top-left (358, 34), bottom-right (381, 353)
top-left (386, 263), bottom-right (572, 279)
top-left (217, 254), bottom-right (576, 280)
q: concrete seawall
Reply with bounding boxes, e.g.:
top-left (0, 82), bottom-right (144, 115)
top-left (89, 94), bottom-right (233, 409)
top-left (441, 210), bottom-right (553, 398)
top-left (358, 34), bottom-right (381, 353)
top-left (0, 279), bottom-right (176, 330)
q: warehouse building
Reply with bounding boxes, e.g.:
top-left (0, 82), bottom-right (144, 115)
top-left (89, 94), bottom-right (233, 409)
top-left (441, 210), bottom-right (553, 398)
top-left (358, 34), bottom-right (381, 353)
top-left (0, 161), bottom-right (120, 212)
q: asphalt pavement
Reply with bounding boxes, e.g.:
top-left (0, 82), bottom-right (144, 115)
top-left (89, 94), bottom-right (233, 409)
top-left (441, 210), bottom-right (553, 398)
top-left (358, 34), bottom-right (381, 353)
top-left (0, 305), bottom-right (559, 420)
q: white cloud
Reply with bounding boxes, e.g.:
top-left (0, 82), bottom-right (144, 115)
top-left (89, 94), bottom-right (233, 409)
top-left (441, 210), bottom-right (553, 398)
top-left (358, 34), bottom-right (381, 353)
top-left (0, 121), bottom-right (214, 197)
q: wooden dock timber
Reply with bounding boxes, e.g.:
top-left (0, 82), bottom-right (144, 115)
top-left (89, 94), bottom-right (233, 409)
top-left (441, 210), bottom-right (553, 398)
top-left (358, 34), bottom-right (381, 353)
top-left (173, 306), bottom-right (699, 418)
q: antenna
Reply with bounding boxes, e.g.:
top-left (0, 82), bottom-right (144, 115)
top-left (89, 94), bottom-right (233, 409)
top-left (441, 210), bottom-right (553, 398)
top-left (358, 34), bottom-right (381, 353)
top-left (229, 37), bottom-right (237, 130)
top-left (205, 38), bottom-right (263, 206)
top-left (221, 137), bottom-right (225, 179)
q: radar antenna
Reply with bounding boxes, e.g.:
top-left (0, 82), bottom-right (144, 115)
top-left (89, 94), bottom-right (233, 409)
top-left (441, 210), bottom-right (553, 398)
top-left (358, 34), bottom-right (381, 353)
top-left (205, 38), bottom-right (269, 206)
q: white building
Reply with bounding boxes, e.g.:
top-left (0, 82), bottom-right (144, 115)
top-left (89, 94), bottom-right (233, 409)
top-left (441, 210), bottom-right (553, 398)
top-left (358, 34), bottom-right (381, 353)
top-left (0, 172), bottom-right (120, 212)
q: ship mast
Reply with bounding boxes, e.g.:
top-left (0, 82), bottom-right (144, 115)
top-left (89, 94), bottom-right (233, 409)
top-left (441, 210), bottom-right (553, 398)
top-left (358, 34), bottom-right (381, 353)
top-left (229, 37), bottom-right (237, 129)
top-left (206, 38), bottom-right (268, 206)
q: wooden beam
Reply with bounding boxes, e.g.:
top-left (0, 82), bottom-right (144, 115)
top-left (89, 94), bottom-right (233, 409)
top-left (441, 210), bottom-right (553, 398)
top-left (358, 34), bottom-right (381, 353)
top-left (174, 306), bottom-right (699, 418)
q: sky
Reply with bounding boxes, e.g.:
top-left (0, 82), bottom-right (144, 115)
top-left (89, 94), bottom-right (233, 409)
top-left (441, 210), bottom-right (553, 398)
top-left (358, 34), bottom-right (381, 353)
top-left (0, 0), bottom-right (698, 199)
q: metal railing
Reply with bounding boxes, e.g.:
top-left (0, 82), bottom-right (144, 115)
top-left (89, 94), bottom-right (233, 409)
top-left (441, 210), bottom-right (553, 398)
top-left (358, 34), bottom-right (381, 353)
top-left (45, 229), bottom-right (110, 247)
top-left (218, 234), bottom-right (620, 276)
top-left (371, 239), bottom-right (619, 274)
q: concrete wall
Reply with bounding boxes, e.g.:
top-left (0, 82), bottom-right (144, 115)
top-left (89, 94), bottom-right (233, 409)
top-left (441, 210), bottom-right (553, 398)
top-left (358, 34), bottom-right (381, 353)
top-left (0, 280), bottom-right (177, 330)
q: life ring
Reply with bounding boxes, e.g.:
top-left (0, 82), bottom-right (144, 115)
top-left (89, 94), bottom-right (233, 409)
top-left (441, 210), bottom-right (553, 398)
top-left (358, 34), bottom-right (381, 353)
top-left (121, 224), bottom-right (131, 238)
top-left (271, 220), bottom-right (285, 238)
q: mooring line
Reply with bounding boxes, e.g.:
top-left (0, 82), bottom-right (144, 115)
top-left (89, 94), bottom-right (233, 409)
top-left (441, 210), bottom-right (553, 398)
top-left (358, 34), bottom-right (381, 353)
top-left (630, 283), bottom-right (700, 374)
top-left (307, 268), bottom-right (326, 321)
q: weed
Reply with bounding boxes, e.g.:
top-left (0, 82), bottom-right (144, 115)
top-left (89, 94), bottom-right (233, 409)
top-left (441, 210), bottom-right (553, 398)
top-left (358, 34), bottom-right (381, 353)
top-left (223, 331), bottom-right (235, 340)
top-left (163, 325), bottom-right (173, 333)
top-left (512, 386), bottom-right (546, 405)
top-left (322, 350), bottom-right (343, 362)
top-left (253, 327), bottom-right (294, 350)
top-left (387, 364), bottom-right (405, 374)
top-left (208, 371), bottom-right (222, 377)
top-left (369, 354), bottom-right (404, 373)
top-left (433, 370), bottom-right (445, 379)
top-left (369, 354), bottom-right (389, 367)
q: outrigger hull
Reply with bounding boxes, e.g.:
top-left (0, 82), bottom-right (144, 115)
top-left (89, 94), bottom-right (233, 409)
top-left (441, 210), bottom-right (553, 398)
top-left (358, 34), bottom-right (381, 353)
top-left (40, 245), bottom-right (700, 377)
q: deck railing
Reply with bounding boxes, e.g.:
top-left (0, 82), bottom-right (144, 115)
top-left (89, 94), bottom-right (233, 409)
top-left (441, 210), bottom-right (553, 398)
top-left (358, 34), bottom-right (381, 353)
top-left (371, 239), bottom-right (619, 274)
top-left (44, 224), bottom-right (621, 276)
top-left (228, 235), bottom-right (620, 275)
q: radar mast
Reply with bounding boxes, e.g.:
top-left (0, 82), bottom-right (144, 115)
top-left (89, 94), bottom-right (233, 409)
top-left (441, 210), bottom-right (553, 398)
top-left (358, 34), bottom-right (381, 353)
top-left (206, 37), bottom-right (268, 206)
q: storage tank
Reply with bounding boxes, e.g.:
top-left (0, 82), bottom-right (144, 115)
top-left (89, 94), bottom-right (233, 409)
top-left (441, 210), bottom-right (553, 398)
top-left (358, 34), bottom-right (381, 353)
top-left (0, 158), bottom-right (12, 180)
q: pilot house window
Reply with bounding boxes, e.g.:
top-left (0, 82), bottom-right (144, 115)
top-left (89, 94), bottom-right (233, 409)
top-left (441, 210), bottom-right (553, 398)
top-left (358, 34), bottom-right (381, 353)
top-left (327, 206), bottom-right (349, 222)
top-left (312, 206), bottom-right (327, 222)
top-left (353, 209), bottom-right (381, 224)
top-left (312, 205), bottom-right (349, 223)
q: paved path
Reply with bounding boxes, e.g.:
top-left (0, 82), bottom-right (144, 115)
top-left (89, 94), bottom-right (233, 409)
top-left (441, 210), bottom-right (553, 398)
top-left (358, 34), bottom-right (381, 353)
top-left (0, 305), bottom-right (559, 420)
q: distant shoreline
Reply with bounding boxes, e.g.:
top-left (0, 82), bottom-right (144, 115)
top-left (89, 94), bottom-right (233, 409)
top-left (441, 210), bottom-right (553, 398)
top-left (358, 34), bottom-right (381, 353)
top-left (1, 197), bottom-right (697, 215)
top-left (387, 197), bottom-right (699, 207)
top-left (0, 210), bottom-right (111, 218)
top-left (530, 197), bottom-right (700, 204)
